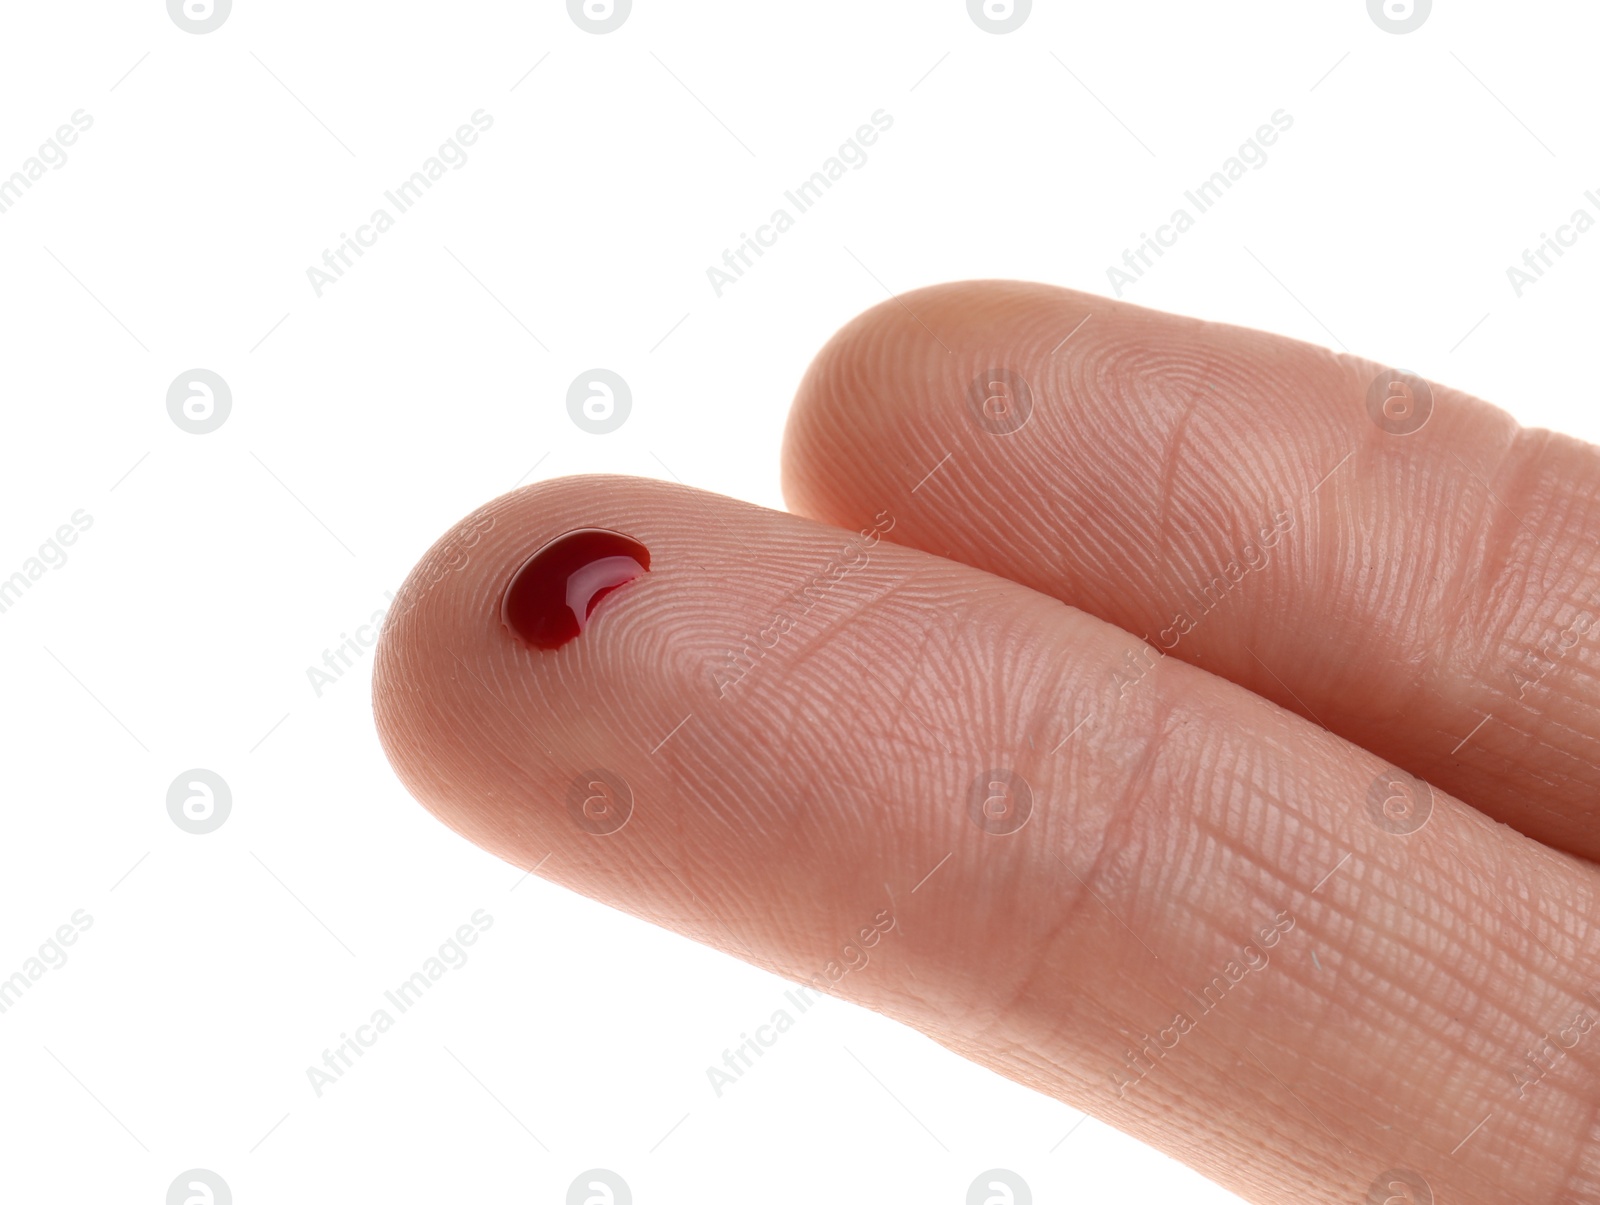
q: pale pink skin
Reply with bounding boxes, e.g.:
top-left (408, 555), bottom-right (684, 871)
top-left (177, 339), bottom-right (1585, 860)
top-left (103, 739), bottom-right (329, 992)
top-left (375, 283), bottom-right (1600, 1204)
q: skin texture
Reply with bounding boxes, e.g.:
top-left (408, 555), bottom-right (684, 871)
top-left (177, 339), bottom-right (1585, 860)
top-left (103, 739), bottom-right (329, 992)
top-left (373, 283), bottom-right (1600, 1204)
top-left (785, 282), bottom-right (1600, 863)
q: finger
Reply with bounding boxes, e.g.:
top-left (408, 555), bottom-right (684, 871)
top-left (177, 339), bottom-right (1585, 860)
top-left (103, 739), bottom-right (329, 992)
top-left (374, 474), bottom-right (1600, 1205)
top-left (782, 280), bottom-right (1600, 860)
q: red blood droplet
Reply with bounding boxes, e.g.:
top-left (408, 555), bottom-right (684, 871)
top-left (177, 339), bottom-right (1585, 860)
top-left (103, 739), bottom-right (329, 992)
top-left (501, 528), bottom-right (650, 650)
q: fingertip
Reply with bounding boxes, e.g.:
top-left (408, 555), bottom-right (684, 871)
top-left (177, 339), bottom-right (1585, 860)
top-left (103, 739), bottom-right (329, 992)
top-left (372, 475), bottom-right (672, 866)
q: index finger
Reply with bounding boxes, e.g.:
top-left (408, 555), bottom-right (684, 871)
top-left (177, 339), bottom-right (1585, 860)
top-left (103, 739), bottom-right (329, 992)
top-left (374, 474), bottom-right (1600, 1205)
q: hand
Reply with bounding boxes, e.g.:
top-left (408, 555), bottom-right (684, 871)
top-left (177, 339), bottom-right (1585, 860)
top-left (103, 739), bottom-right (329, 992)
top-left (374, 280), bottom-right (1600, 1205)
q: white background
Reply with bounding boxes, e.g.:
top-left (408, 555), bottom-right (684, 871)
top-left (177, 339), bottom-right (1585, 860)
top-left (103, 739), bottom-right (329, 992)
top-left (2, 1), bottom-right (1596, 1202)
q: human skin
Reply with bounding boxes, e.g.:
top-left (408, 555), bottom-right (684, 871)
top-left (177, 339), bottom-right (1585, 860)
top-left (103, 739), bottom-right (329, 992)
top-left (374, 281), bottom-right (1600, 1204)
